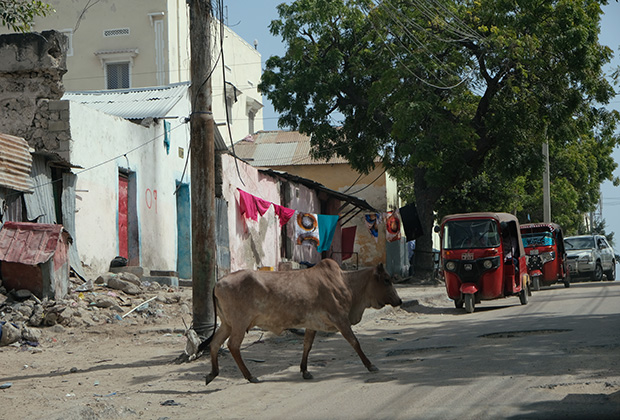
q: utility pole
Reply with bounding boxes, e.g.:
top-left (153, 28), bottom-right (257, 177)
top-left (189, 0), bottom-right (216, 340)
top-left (542, 141), bottom-right (551, 223)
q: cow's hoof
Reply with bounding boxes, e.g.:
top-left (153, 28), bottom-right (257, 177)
top-left (367, 364), bottom-right (379, 373)
top-left (205, 373), bottom-right (217, 385)
top-left (248, 376), bottom-right (260, 384)
top-left (302, 371), bottom-right (313, 380)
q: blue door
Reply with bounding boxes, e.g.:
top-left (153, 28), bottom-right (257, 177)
top-left (176, 183), bottom-right (191, 279)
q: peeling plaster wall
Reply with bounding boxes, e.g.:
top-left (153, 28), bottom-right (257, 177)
top-left (220, 153), bottom-right (324, 272)
top-left (0, 31), bottom-right (71, 161)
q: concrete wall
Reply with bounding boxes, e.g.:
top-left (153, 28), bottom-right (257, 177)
top-left (220, 153), bottom-right (328, 272)
top-left (0, 31), bottom-right (70, 159)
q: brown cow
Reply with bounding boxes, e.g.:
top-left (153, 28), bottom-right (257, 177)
top-left (202, 258), bottom-right (402, 385)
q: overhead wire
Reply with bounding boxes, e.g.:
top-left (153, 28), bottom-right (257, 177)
top-left (3, 120), bottom-right (188, 202)
top-left (365, 2), bottom-right (467, 89)
top-left (216, 0), bottom-right (246, 187)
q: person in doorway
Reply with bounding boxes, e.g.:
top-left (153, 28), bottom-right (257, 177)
top-left (408, 240), bottom-right (416, 276)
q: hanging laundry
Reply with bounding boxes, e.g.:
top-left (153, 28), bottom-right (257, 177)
top-left (385, 210), bottom-right (402, 243)
top-left (295, 212), bottom-right (320, 247)
top-left (317, 214), bottom-right (339, 252)
top-left (364, 213), bottom-right (381, 241)
top-left (341, 226), bottom-right (357, 260)
top-left (273, 204), bottom-right (296, 227)
top-left (399, 203), bottom-right (423, 241)
top-left (237, 189), bottom-right (271, 221)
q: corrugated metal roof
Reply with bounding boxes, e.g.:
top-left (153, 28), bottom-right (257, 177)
top-left (260, 169), bottom-right (377, 212)
top-left (0, 133), bottom-right (34, 192)
top-left (62, 82), bottom-right (190, 120)
top-left (0, 221), bottom-right (68, 266)
top-left (232, 130), bottom-right (349, 166)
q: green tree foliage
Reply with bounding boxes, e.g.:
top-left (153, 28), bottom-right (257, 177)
top-left (0, 0), bottom-right (51, 32)
top-left (259, 0), bottom-right (620, 270)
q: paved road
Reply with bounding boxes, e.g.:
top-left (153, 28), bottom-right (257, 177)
top-left (197, 280), bottom-right (620, 419)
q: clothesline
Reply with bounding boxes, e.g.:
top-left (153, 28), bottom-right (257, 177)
top-left (237, 188), bottom-right (339, 251)
top-left (237, 189), bottom-right (423, 249)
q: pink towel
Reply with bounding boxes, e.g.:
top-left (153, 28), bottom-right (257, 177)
top-left (238, 189), bottom-right (272, 220)
top-left (274, 204), bottom-right (295, 226)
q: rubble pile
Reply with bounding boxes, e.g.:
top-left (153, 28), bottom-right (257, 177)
top-left (0, 272), bottom-right (192, 347)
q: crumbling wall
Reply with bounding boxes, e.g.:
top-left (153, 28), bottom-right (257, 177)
top-left (0, 30), bottom-right (71, 161)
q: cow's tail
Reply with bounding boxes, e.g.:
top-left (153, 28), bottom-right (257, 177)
top-left (196, 288), bottom-right (218, 354)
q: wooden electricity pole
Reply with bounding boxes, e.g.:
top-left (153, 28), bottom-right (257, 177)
top-left (189, 0), bottom-right (216, 339)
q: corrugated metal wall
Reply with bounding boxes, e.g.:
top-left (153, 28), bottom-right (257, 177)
top-left (23, 155), bottom-right (56, 223)
top-left (0, 133), bottom-right (34, 193)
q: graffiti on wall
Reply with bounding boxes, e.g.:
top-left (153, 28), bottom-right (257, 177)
top-left (145, 189), bottom-right (157, 213)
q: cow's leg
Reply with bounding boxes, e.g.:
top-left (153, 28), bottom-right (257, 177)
top-left (227, 327), bottom-right (259, 383)
top-left (338, 323), bottom-right (378, 372)
top-left (205, 323), bottom-right (231, 385)
top-left (300, 329), bottom-right (317, 380)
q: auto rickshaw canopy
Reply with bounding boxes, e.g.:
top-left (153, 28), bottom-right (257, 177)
top-left (440, 212), bottom-right (526, 257)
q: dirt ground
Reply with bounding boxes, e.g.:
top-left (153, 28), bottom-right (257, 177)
top-left (0, 276), bottom-right (447, 420)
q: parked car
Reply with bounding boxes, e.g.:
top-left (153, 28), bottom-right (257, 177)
top-left (564, 235), bottom-right (616, 282)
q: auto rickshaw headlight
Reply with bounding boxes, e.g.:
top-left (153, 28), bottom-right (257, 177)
top-left (446, 261), bottom-right (457, 271)
top-left (541, 252), bottom-right (555, 264)
top-left (483, 259), bottom-right (493, 269)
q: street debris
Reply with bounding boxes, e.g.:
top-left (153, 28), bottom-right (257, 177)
top-left (0, 271), bottom-right (192, 348)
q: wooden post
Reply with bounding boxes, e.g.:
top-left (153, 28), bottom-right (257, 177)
top-left (189, 0), bottom-right (216, 339)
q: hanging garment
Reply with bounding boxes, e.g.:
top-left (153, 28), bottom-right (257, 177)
top-left (237, 189), bottom-right (272, 221)
top-left (295, 212), bottom-right (320, 247)
top-left (341, 226), bottom-right (357, 260)
top-left (399, 203), bottom-right (424, 241)
top-left (385, 210), bottom-right (402, 243)
top-left (364, 213), bottom-right (381, 241)
top-left (317, 214), bottom-right (339, 252)
top-left (273, 204), bottom-right (296, 227)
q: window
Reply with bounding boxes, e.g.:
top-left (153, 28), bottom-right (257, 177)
top-left (246, 97), bottom-right (263, 134)
top-left (95, 48), bottom-right (138, 90)
top-left (248, 110), bottom-right (255, 134)
top-left (106, 62), bottom-right (130, 89)
top-left (103, 28), bottom-right (130, 37)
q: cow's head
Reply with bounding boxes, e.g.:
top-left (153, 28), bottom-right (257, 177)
top-left (369, 263), bottom-right (402, 309)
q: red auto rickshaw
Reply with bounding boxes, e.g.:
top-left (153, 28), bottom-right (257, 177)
top-left (520, 223), bottom-right (569, 290)
top-left (436, 212), bottom-right (530, 313)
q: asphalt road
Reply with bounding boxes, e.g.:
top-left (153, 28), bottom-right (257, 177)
top-left (197, 280), bottom-right (620, 420)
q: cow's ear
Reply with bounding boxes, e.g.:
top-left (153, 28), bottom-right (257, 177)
top-left (377, 263), bottom-right (385, 273)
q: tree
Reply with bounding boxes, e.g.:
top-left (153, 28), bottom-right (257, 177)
top-left (1, 0), bottom-right (51, 32)
top-left (259, 0), bottom-right (619, 271)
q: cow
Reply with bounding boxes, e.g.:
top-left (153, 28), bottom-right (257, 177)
top-left (201, 258), bottom-right (402, 385)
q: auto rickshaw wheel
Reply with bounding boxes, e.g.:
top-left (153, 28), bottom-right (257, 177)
top-left (519, 286), bottom-right (528, 305)
top-left (464, 294), bottom-right (475, 313)
top-left (532, 276), bottom-right (540, 292)
top-left (454, 298), bottom-right (464, 309)
top-left (563, 277), bottom-right (571, 288)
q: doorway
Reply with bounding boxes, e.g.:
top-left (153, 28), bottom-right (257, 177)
top-left (176, 182), bottom-right (191, 279)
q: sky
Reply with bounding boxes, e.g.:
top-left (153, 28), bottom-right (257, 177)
top-left (228, 1), bottom-right (620, 241)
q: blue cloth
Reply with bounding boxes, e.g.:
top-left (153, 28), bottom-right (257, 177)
top-left (317, 214), bottom-right (339, 252)
top-left (164, 120), bottom-right (171, 154)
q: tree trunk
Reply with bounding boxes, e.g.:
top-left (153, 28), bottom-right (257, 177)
top-left (413, 169), bottom-right (441, 274)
